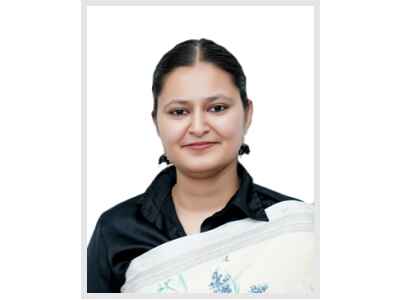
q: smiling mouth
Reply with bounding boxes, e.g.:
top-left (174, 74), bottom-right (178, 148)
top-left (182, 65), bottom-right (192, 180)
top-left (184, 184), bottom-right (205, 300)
top-left (183, 142), bottom-right (218, 150)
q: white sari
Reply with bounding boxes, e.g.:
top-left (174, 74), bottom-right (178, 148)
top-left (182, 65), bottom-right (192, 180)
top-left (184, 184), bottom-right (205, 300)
top-left (121, 200), bottom-right (317, 296)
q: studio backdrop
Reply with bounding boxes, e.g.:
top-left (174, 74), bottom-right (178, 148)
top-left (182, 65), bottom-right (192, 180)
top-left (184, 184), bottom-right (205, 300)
top-left (85, 3), bottom-right (315, 241)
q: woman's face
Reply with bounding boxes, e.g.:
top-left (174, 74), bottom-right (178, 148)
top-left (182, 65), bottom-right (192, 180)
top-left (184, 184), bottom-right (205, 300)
top-left (154, 62), bottom-right (253, 174)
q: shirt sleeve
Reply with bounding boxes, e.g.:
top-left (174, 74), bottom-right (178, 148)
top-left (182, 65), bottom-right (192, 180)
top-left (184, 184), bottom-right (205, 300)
top-left (87, 215), bottom-right (117, 292)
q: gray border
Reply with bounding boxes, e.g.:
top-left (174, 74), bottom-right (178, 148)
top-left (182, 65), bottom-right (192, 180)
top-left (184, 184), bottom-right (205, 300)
top-left (82, 0), bottom-right (320, 298)
top-left (81, 0), bottom-right (88, 298)
top-left (313, 1), bottom-right (320, 298)
top-left (85, 294), bottom-right (318, 299)
top-left (87, 0), bottom-right (316, 6)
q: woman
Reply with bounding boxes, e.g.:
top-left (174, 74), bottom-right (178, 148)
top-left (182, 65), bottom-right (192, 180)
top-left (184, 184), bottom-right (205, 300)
top-left (87, 38), bottom-right (316, 295)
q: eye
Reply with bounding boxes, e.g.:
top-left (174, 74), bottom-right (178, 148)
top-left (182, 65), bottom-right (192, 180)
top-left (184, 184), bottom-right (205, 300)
top-left (209, 104), bottom-right (228, 113)
top-left (169, 108), bottom-right (188, 117)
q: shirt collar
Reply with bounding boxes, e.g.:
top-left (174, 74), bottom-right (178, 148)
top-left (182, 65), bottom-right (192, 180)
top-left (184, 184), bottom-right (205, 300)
top-left (222, 163), bottom-right (267, 221)
top-left (139, 162), bottom-right (267, 231)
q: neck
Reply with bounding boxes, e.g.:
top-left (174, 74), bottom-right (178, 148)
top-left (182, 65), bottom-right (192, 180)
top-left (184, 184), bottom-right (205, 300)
top-left (171, 160), bottom-right (240, 214)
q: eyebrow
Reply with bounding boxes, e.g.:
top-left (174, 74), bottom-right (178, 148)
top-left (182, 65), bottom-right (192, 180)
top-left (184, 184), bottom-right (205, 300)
top-left (165, 94), bottom-right (235, 107)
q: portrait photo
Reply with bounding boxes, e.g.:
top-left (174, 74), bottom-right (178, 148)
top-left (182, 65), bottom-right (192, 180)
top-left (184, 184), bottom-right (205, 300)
top-left (83, 0), bottom-right (319, 297)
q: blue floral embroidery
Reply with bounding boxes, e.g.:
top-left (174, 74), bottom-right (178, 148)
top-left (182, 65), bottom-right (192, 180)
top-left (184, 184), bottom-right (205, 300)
top-left (209, 270), bottom-right (235, 294)
top-left (248, 283), bottom-right (269, 294)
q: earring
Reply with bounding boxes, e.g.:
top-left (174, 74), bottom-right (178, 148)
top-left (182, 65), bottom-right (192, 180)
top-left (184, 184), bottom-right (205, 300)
top-left (158, 154), bottom-right (170, 165)
top-left (238, 143), bottom-right (250, 155)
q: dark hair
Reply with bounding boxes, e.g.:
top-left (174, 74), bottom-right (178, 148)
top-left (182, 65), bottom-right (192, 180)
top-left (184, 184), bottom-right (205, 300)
top-left (151, 38), bottom-right (248, 120)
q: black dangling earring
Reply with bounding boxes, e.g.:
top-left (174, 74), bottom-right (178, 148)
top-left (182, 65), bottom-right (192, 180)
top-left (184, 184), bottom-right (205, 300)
top-left (158, 154), bottom-right (170, 165)
top-left (238, 143), bottom-right (250, 155)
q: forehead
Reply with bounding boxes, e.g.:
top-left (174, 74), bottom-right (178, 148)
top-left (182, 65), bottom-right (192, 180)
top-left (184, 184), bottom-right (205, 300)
top-left (158, 62), bottom-right (240, 105)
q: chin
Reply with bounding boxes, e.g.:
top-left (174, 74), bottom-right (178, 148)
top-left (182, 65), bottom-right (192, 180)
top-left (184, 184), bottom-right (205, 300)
top-left (176, 155), bottom-right (234, 175)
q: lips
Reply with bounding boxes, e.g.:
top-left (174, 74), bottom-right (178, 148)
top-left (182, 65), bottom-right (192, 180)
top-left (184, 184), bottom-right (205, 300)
top-left (183, 142), bottom-right (218, 150)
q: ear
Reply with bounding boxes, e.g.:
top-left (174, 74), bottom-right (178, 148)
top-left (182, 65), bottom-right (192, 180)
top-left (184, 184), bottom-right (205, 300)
top-left (244, 99), bottom-right (253, 135)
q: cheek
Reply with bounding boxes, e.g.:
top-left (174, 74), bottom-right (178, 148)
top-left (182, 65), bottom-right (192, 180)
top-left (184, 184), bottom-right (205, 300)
top-left (158, 118), bottom-right (186, 145)
top-left (214, 111), bottom-right (245, 141)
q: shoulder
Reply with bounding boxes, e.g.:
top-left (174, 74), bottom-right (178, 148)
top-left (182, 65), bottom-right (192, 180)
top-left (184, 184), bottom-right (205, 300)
top-left (96, 192), bottom-right (146, 231)
top-left (253, 183), bottom-right (314, 220)
top-left (253, 183), bottom-right (302, 205)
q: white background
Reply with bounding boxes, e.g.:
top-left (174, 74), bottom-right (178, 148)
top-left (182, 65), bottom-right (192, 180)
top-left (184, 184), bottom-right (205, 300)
top-left (1, 0), bottom-right (400, 300)
top-left (87, 5), bottom-right (314, 239)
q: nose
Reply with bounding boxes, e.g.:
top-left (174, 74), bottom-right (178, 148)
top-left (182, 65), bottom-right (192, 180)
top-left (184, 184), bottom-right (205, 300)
top-left (189, 110), bottom-right (210, 137)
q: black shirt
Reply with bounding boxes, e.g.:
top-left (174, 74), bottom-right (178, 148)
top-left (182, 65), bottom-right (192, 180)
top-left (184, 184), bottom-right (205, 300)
top-left (87, 162), bottom-right (299, 293)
